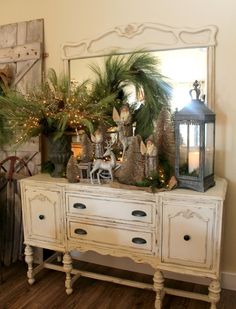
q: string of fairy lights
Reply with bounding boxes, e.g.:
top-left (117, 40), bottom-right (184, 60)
top-left (8, 89), bottom-right (108, 145)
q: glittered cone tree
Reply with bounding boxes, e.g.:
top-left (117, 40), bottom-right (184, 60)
top-left (66, 155), bottom-right (80, 183)
top-left (153, 106), bottom-right (175, 170)
top-left (114, 135), bottom-right (144, 185)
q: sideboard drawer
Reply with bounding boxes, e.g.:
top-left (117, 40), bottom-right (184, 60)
top-left (66, 194), bottom-right (155, 225)
top-left (68, 220), bottom-right (154, 254)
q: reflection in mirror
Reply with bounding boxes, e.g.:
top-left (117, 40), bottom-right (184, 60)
top-left (61, 23), bottom-right (217, 186)
top-left (70, 48), bottom-right (207, 111)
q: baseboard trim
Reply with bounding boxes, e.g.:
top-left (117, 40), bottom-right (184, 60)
top-left (221, 272), bottom-right (236, 291)
top-left (163, 271), bottom-right (236, 291)
top-left (72, 252), bottom-right (236, 291)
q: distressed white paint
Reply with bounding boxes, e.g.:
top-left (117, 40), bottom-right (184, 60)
top-left (61, 23), bottom-right (217, 59)
top-left (21, 174), bottom-right (227, 308)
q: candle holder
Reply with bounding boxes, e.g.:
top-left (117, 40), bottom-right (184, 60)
top-left (174, 81), bottom-right (215, 192)
top-left (71, 135), bottom-right (84, 162)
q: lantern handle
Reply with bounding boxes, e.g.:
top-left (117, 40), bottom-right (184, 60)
top-left (189, 80), bottom-right (201, 100)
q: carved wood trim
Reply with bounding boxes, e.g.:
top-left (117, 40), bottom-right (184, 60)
top-left (61, 22), bottom-right (217, 60)
top-left (168, 208), bottom-right (210, 222)
top-left (68, 242), bottom-right (159, 268)
top-left (29, 192), bottom-right (56, 205)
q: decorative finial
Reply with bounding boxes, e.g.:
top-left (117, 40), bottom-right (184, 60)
top-left (189, 80), bottom-right (201, 100)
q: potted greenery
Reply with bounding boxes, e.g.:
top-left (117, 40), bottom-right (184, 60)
top-left (0, 69), bottom-right (109, 176)
top-left (0, 69), bottom-right (105, 144)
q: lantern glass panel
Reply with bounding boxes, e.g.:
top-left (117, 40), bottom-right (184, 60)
top-left (205, 123), bottom-right (214, 176)
top-left (179, 123), bottom-right (200, 177)
top-left (179, 124), bottom-right (188, 174)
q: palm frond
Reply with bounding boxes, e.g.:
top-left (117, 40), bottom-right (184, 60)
top-left (47, 68), bottom-right (70, 101)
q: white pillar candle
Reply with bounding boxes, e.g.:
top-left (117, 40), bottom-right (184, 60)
top-left (188, 151), bottom-right (199, 173)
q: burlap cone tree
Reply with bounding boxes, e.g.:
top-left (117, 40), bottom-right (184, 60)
top-left (66, 155), bottom-right (80, 183)
top-left (154, 106), bottom-right (175, 169)
top-left (114, 135), bottom-right (144, 185)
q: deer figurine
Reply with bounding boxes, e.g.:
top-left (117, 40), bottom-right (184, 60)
top-left (112, 106), bottom-right (131, 161)
top-left (90, 141), bottom-right (116, 184)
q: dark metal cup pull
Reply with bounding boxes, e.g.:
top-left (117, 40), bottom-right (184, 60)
top-left (131, 210), bottom-right (147, 217)
top-left (39, 215), bottom-right (45, 220)
top-left (74, 228), bottom-right (87, 235)
top-left (73, 203), bottom-right (86, 209)
top-left (183, 235), bottom-right (191, 241)
top-left (132, 237), bottom-right (147, 244)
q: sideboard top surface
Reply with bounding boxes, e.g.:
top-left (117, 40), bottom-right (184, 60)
top-left (20, 173), bottom-right (227, 202)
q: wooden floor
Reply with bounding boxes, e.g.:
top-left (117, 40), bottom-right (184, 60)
top-left (0, 261), bottom-right (236, 309)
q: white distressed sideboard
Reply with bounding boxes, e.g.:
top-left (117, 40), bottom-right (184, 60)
top-left (20, 174), bottom-right (227, 309)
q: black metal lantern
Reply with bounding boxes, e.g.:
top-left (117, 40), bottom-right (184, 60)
top-left (174, 81), bottom-right (215, 192)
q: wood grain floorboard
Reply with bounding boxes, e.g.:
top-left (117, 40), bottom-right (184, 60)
top-left (0, 261), bottom-right (236, 309)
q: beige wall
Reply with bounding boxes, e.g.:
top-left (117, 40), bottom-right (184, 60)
top-left (1, 0), bottom-right (236, 272)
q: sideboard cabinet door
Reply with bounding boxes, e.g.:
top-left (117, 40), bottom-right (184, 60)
top-left (22, 187), bottom-right (64, 249)
top-left (161, 198), bottom-right (218, 269)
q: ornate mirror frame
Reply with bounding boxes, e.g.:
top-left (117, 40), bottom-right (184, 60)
top-left (61, 22), bottom-right (218, 109)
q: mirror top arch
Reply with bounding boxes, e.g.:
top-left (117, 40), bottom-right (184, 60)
top-left (61, 22), bottom-right (218, 60)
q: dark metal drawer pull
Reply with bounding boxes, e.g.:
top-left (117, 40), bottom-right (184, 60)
top-left (74, 228), bottom-right (87, 235)
top-left (132, 237), bottom-right (147, 244)
top-left (38, 215), bottom-right (45, 220)
top-left (73, 203), bottom-right (86, 209)
top-left (131, 210), bottom-right (147, 217)
top-left (183, 235), bottom-right (191, 241)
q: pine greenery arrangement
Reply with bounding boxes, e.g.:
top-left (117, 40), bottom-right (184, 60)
top-left (0, 114), bottom-right (11, 146)
top-left (0, 69), bottom-right (109, 146)
top-left (89, 51), bottom-right (172, 139)
top-left (0, 51), bottom-right (172, 147)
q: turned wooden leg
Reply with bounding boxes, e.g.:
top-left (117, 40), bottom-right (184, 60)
top-left (208, 280), bottom-right (221, 309)
top-left (63, 252), bottom-right (73, 295)
top-left (153, 270), bottom-right (165, 309)
top-left (24, 245), bottom-right (35, 285)
top-left (57, 253), bottom-right (62, 263)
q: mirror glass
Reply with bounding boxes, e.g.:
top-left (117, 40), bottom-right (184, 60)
top-left (70, 47), bottom-right (207, 111)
